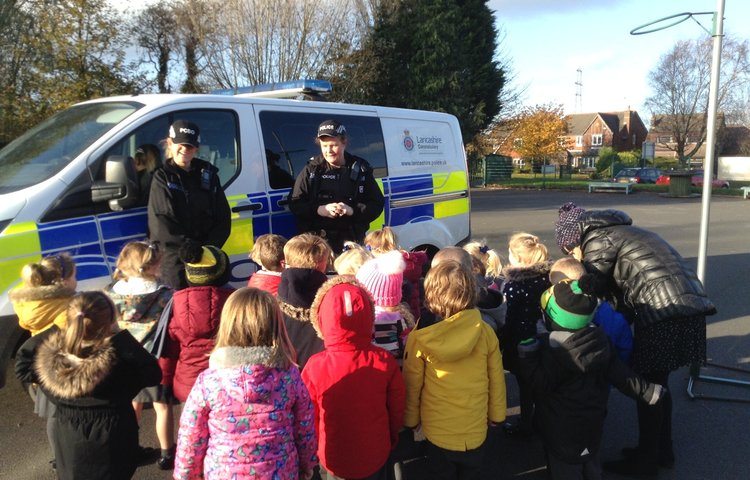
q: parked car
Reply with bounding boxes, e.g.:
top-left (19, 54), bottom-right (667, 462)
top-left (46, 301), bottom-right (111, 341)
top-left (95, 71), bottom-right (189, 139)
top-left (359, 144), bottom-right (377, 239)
top-left (613, 167), bottom-right (662, 184)
top-left (655, 170), bottom-right (730, 188)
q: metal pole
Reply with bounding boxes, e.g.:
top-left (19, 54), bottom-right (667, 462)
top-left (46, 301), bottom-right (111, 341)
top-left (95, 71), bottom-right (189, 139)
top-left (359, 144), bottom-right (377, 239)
top-left (696, 0), bottom-right (725, 284)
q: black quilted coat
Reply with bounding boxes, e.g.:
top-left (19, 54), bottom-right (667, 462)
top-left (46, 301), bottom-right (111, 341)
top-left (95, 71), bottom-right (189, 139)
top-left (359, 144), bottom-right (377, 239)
top-left (578, 209), bottom-right (716, 327)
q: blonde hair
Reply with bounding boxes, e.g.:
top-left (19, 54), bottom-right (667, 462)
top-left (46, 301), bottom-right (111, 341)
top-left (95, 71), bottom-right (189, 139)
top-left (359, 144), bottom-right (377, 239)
top-left (215, 288), bottom-right (296, 368)
top-left (424, 261), bottom-right (477, 319)
top-left (334, 242), bottom-right (374, 275)
top-left (431, 246), bottom-right (473, 270)
top-left (463, 241), bottom-right (503, 278)
top-left (549, 257), bottom-right (586, 284)
top-left (283, 233), bottom-right (332, 269)
top-left (114, 241), bottom-right (162, 282)
top-left (364, 227), bottom-right (399, 255)
top-left (250, 234), bottom-right (288, 271)
top-left (63, 291), bottom-right (117, 358)
top-left (508, 232), bottom-right (549, 266)
top-left (21, 252), bottom-right (76, 288)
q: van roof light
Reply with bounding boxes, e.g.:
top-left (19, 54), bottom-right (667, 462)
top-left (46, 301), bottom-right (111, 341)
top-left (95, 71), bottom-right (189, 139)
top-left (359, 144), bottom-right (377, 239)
top-left (211, 79), bottom-right (332, 100)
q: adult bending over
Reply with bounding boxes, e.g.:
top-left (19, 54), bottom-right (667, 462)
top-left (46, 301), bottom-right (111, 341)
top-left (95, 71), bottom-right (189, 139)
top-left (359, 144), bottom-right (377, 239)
top-left (554, 202), bottom-right (716, 477)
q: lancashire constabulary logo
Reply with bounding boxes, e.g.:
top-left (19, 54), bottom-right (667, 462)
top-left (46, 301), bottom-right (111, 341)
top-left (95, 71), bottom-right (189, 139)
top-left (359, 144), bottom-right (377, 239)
top-left (403, 130), bottom-right (414, 151)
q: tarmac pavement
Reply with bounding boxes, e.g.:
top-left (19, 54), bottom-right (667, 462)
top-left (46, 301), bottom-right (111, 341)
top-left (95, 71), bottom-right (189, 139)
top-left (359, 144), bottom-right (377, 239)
top-left (1, 188), bottom-right (748, 479)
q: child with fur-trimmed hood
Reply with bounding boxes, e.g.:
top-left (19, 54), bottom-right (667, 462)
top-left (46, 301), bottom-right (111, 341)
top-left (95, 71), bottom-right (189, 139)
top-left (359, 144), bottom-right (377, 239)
top-left (303, 276), bottom-right (406, 479)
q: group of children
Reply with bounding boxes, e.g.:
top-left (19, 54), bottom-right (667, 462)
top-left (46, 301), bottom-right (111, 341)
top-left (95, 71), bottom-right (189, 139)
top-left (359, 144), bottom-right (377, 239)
top-left (10, 226), bottom-right (665, 480)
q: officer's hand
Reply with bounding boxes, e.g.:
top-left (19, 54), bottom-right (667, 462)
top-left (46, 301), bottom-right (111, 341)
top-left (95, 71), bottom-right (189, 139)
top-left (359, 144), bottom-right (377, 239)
top-left (337, 202), bottom-right (354, 216)
top-left (318, 203), bottom-right (340, 218)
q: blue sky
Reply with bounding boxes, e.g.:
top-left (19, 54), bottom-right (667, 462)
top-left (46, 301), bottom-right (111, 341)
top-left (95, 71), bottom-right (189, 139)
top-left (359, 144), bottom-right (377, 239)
top-left (489, 0), bottom-right (750, 121)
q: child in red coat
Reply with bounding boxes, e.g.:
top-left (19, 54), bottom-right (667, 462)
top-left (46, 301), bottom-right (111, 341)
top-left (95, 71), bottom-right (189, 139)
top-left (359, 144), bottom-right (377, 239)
top-left (247, 233), bottom-right (287, 295)
top-left (303, 276), bottom-right (406, 479)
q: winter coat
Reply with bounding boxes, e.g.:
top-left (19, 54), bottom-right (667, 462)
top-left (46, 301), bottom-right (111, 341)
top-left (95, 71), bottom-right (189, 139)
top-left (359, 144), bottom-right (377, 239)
top-left (403, 308), bottom-right (506, 451)
top-left (593, 301), bottom-right (633, 364)
top-left (247, 269), bottom-right (283, 295)
top-left (279, 300), bottom-right (324, 370)
top-left (401, 250), bottom-right (428, 320)
top-left (373, 304), bottom-right (415, 363)
top-left (174, 346), bottom-right (317, 480)
top-left (578, 209), bottom-right (715, 326)
top-left (289, 152), bottom-right (384, 251)
top-left (302, 276), bottom-right (405, 479)
top-left (518, 326), bottom-right (662, 464)
top-left (500, 262), bottom-right (552, 373)
top-left (476, 284), bottom-right (506, 332)
top-left (16, 326), bottom-right (161, 480)
top-left (10, 284), bottom-right (76, 335)
top-left (166, 285), bottom-right (234, 402)
top-left (148, 158), bottom-right (231, 289)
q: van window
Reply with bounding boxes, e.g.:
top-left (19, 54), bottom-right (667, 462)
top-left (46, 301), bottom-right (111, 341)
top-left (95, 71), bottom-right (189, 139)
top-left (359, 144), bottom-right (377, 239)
top-left (42, 109), bottom-right (240, 222)
top-left (0, 102), bottom-right (141, 194)
top-left (258, 111), bottom-right (387, 188)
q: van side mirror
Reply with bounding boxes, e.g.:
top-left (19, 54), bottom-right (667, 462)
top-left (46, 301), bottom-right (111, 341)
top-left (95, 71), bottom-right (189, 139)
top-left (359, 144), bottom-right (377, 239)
top-left (90, 155), bottom-right (140, 210)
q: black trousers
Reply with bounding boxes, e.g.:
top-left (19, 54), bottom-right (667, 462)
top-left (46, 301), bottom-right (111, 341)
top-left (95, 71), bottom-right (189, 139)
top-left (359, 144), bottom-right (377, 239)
top-left (636, 370), bottom-right (673, 465)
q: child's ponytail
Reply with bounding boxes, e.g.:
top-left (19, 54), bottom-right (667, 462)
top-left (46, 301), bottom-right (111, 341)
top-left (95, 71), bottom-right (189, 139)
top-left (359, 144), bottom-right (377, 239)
top-left (21, 253), bottom-right (75, 287)
top-left (63, 291), bottom-right (117, 358)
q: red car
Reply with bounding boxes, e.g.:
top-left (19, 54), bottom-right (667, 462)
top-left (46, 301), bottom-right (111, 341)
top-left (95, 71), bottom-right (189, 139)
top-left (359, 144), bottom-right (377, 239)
top-left (655, 170), bottom-right (730, 188)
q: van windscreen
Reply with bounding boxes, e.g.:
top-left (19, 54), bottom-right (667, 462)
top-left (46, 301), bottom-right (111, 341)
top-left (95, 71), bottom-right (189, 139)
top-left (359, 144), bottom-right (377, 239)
top-left (0, 101), bottom-right (141, 194)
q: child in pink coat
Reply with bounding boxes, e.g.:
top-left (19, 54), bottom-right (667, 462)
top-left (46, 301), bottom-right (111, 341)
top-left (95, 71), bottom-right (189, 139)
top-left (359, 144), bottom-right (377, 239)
top-left (174, 287), bottom-right (317, 480)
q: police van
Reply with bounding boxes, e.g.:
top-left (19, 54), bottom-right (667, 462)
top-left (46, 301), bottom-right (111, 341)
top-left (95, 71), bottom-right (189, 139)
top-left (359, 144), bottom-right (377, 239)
top-left (0, 80), bottom-right (471, 384)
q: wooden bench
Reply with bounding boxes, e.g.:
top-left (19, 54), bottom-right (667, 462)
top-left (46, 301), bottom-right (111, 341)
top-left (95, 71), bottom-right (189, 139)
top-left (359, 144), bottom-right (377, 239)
top-left (741, 186), bottom-right (750, 199)
top-left (588, 182), bottom-right (634, 194)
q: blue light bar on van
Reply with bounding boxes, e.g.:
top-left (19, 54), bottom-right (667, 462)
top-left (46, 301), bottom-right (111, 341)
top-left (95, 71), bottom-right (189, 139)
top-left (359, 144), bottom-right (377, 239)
top-left (211, 79), bottom-right (332, 97)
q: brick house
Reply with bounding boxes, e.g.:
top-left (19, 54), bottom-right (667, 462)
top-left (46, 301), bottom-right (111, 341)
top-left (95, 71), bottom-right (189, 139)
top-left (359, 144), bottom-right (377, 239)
top-left (564, 110), bottom-right (649, 169)
top-left (646, 113), bottom-right (727, 165)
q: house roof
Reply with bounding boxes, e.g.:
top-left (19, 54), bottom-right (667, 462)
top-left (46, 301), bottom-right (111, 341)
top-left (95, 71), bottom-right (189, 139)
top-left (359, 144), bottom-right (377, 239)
top-left (566, 113), bottom-right (597, 135)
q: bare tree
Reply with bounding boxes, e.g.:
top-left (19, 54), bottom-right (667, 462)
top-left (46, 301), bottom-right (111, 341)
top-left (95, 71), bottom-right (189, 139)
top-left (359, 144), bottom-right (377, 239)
top-left (179, 0), bottom-right (365, 90)
top-left (645, 34), bottom-right (750, 164)
top-left (132, 3), bottom-right (178, 93)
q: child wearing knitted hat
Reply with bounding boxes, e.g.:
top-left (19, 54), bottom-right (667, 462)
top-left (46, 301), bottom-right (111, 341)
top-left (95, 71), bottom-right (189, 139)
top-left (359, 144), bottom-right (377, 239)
top-left (549, 257), bottom-right (633, 364)
top-left (517, 275), bottom-right (665, 480)
top-left (356, 250), bottom-right (416, 362)
top-left (247, 233), bottom-right (287, 295)
top-left (166, 243), bottom-right (234, 413)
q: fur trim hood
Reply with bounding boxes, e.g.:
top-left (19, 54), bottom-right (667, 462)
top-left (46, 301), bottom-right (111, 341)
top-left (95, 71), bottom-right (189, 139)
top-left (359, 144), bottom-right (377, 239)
top-left (34, 331), bottom-right (115, 399)
top-left (502, 260), bottom-right (553, 282)
top-left (309, 275), bottom-right (375, 346)
top-left (10, 283), bottom-right (76, 303)
top-left (279, 300), bottom-right (311, 323)
top-left (209, 346), bottom-right (286, 369)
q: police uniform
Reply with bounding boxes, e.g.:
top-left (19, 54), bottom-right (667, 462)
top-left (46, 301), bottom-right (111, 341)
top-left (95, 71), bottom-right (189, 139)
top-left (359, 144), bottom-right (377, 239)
top-left (148, 146), bottom-right (230, 289)
top-left (289, 151), bottom-right (384, 253)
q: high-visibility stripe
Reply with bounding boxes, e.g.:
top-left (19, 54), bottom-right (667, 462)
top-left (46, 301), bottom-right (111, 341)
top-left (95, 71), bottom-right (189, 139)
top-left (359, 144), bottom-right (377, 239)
top-left (433, 171), bottom-right (469, 218)
top-left (225, 195), bottom-right (255, 256)
top-left (0, 222), bottom-right (42, 294)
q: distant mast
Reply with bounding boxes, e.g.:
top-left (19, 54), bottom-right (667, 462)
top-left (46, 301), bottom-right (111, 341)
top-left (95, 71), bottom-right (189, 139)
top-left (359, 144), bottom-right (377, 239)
top-left (575, 68), bottom-right (583, 113)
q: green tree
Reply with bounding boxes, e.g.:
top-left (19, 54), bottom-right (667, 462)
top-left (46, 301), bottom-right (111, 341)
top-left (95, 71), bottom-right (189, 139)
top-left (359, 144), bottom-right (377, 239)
top-left (336, 0), bottom-right (505, 143)
top-left (1, 0), bottom-right (142, 143)
top-left (596, 146), bottom-right (619, 173)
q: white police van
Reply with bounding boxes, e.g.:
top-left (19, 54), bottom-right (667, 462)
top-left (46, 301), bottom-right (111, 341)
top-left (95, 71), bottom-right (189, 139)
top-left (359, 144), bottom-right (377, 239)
top-left (0, 80), bottom-right (471, 384)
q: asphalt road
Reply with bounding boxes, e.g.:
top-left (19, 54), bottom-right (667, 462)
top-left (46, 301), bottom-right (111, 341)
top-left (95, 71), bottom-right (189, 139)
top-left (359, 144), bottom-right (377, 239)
top-left (1, 188), bottom-right (749, 479)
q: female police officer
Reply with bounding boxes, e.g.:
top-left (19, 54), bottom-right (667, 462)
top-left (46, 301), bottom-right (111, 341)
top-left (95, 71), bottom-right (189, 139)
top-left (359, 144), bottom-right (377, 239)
top-left (289, 119), bottom-right (384, 253)
top-left (148, 120), bottom-right (231, 289)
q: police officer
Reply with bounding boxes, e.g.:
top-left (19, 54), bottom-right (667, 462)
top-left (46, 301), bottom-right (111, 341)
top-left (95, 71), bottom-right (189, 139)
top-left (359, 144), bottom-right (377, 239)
top-left (289, 120), bottom-right (384, 253)
top-left (148, 120), bottom-right (231, 289)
